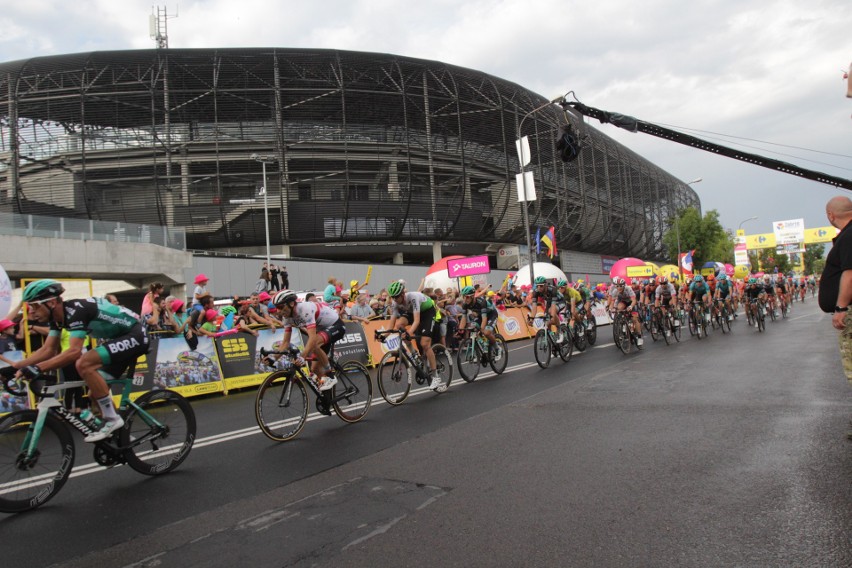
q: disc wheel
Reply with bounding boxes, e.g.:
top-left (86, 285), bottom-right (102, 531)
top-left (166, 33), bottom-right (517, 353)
top-left (456, 338), bottom-right (481, 382)
top-left (255, 372), bottom-right (308, 442)
top-left (377, 351), bottom-right (412, 405)
top-left (488, 335), bottom-right (508, 375)
top-left (122, 389), bottom-right (196, 473)
top-left (0, 410), bottom-right (75, 513)
top-left (331, 361), bottom-right (373, 423)
top-left (533, 329), bottom-right (551, 369)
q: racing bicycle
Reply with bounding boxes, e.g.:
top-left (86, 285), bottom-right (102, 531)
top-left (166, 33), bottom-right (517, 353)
top-left (0, 368), bottom-right (195, 513)
top-left (456, 320), bottom-right (508, 382)
top-left (374, 329), bottom-right (453, 405)
top-left (529, 313), bottom-right (572, 368)
top-left (611, 309), bottom-right (643, 354)
top-left (255, 345), bottom-right (372, 442)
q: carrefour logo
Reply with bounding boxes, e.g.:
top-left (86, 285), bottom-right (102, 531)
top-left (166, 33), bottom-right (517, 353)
top-left (504, 317), bottom-right (520, 335)
top-left (221, 337), bottom-right (249, 358)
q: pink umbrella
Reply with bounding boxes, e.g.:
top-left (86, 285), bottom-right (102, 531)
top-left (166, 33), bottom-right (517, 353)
top-left (609, 257), bottom-right (646, 285)
top-left (724, 263), bottom-right (735, 277)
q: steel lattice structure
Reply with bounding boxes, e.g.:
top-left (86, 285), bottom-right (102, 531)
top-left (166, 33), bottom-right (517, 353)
top-left (0, 48), bottom-right (699, 260)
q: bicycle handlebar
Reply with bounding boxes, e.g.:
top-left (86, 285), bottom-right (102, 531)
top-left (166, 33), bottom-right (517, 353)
top-left (374, 329), bottom-right (412, 342)
top-left (259, 346), bottom-right (301, 358)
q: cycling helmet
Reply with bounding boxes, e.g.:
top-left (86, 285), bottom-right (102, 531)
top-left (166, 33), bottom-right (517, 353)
top-left (534, 276), bottom-right (547, 285)
top-left (557, 279), bottom-right (568, 287)
top-left (612, 276), bottom-right (625, 286)
top-left (461, 285), bottom-right (475, 296)
top-left (718, 274), bottom-right (727, 281)
top-left (658, 276), bottom-right (668, 284)
top-left (706, 274), bottom-right (715, 281)
top-left (387, 281), bottom-right (405, 297)
top-left (23, 279), bottom-right (65, 303)
top-left (273, 289), bottom-right (298, 305)
top-left (748, 277), bottom-right (757, 284)
top-left (693, 275), bottom-right (704, 283)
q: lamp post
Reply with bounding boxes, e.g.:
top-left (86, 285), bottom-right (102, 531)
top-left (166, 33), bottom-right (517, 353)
top-left (738, 216), bottom-right (758, 231)
top-left (675, 178), bottom-right (702, 280)
top-left (517, 97), bottom-right (564, 287)
top-left (250, 153), bottom-right (275, 269)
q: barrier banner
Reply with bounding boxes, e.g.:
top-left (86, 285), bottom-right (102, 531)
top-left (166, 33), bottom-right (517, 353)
top-left (591, 301), bottom-right (612, 326)
top-left (334, 321), bottom-right (370, 365)
top-left (360, 319), bottom-right (398, 366)
top-left (215, 333), bottom-right (258, 379)
top-left (131, 337), bottom-right (160, 394)
top-left (497, 308), bottom-right (532, 340)
top-left (222, 328), bottom-right (289, 391)
top-left (152, 335), bottom-right (224, 397)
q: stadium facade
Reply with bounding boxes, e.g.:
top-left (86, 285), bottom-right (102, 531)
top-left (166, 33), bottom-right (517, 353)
top-left (0, 48), bottom-right (699, 264)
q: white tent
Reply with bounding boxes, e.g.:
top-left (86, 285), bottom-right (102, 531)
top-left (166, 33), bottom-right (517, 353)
top-left (512, 262), bottom-right (568, 288)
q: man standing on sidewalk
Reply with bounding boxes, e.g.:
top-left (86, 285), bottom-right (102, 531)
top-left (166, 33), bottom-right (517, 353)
top-left (818, 196), bottom-right (852, 439)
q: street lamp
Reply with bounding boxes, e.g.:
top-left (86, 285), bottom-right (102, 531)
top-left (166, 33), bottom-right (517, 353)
top-left (250, 153), bottom-right (275, 269)
top-left (675, 178), bottom-right (703, 279)
top-left (738, 216), bottom-right (758, 231)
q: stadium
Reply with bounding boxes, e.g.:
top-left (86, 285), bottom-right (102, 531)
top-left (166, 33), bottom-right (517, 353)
top-left (0, 48), bottom-right (700, 264)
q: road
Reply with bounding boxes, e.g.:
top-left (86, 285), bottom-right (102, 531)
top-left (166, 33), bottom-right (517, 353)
top-left (2, 300), bottom-right (850, 567)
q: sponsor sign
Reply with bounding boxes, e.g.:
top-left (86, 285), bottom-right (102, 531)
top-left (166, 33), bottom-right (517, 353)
top-left (745, 233), bottom-right (776, 250)
top-left (0, 351), bottom-right (31, 413)
top-left (515, 171), bottom-right (537, 202)
top-left (626, 265), bottom-right (654, 278)
top-left (216, 334), bottom-right (258, 379)
top-left (700, 267), bottom-right (716, 277)
top-left (447, 255), bottom-right (491, 278)
top-left (773, 218), bottom-right (804, 245)
top-left (601, 256), bottom-right (618, 274)
top-left (333, 321), bottom-right (370, 365)
top-left (496, 309), bottom-right (532, 341)
top-left (590, 302), bottom-right (612, 326)
top-left (804, 226), bottom-right (838, 244)
top-left (152, 336), bottom-right (224, 397)
top-left (734, 240), bottom-right (749, 267)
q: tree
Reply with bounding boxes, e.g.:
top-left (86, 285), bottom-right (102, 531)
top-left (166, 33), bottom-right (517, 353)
top-left (757, 249), bottom-right (791, 275)
top-left (803, 243), bottom-right (825, 275)
top-left (663, 207), bottom-right (734, 266)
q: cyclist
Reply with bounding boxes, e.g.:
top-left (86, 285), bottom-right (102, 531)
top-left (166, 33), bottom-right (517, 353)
top-left (688, 275), bottom-right (711, 309)
top-left (273, 289), bottom-right (341, 392)
top-left (527, 276), bottom-right (563, 343)
top-left (606, 276), bottom-right (643, 346)
top-left (714, 274), bottom-right (734, 321)
top-left (573, 280), bottom-right (593, 328)
top-left (762, 275), bottom-right (778, 317)
top-left (457, 285), bottom-right (500, 358)
top-left (10, 279), bottom-right (149, 442)
top-left (557, 280), bottom-right (583, 327)
top-left (776, 275), bottom-right (789, 314)
top-left (386, 281), bottom-right (443, 391)
top-left (654, 275), bottom-right (679, 327)
top-left (743, 277), bottom-right (766, 325)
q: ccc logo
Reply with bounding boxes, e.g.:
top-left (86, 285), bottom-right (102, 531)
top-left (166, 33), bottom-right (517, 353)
top-left (221, 338), bottom-right (249, 355)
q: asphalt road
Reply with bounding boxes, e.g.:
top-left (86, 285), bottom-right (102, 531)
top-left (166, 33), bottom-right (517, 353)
top-left (2, 300), bottom-right (850, 567)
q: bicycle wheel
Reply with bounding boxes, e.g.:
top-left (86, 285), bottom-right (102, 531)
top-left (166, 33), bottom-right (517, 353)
top-left (254, 372), bottom-right (308, 442)
top-left (768, 303), bottom-right (776, 322)
top-left (122, 389), bottom-right (196, 473)
top-left (642, 306), bottom-right (652, 331)
top-left (431, 345), bottom-right (453, 391)
top-left (488, 335), bottom-right (508, 375)
top-left (331, 361), bottom-right (373, 423)
top-left (781, 302), bottom-right (788, 319)
top-left (660, 313), bottom-right (671, 345)
top-left (614, 316), bottom-right (631, 354)
top-left (533, 329), bottom-right (551, 369)
top-left (456, 338), bottom-right (481, 382)
top-left (572, 322), bottom-right (587, 352)
top-left (757, 308), bottom-right (766, 332)
top-left (377, 350), bottom-right (412, 405)
top-left (722, 306), bottom-right (732, 332)
top-left (670, 314), bottom-right (681, 342)
top-left (0, 410), bottom-right (75, 513)
top-left (649, 311), bottom-right (660, 342)
top-left (586, 317), bottom-right (597, 346)
top-left (558, 324), bottom-right (573, 362)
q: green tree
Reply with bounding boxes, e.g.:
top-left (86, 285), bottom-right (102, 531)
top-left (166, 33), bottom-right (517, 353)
top-left (757, 249), bottom-right (791, 274)
top-left (663, 207), bottom-right (734, 266)
top-left (803, 243), bottom-right (825, 275)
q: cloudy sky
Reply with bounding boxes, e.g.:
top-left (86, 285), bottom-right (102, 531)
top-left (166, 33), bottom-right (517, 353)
top-left (1, 0), bottom-right (849, 236)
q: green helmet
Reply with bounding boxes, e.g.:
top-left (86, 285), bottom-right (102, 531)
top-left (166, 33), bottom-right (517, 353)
top-left (748, 277), bottom-right (757, 284)
top-left (534, 276), bottom-right (547, 285)
top-left (557, 279), bottom-right (568, 287)
top-left (23, 279), bottom-right (65, 303)
top-left (387, 281), bottom-right (405, 297)
top-left (461, 285), bottom-right (475, 296)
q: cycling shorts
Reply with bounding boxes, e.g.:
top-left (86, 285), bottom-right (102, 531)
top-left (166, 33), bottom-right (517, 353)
top-left (94, 324), bottom-right (150, 379)
top-left (317, 319), bottom-right (346, 354)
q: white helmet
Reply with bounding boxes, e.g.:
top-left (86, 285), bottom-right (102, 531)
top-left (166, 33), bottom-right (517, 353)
top-left (273, 289), bottom-right (298, 305)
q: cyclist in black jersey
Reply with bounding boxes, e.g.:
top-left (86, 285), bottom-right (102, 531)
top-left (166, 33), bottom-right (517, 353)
top-left (527, 276), bottom-right (561, 340)
top-left (458, 285), bottom-right (499, 350)
top-left (11, 279), bottom-right (149, 442)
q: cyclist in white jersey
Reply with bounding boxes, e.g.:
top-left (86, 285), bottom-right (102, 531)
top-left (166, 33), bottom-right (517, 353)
top-left (273, 290), bottom-right (344, 391)
top-left (386, 281), bottom-right (443, 391)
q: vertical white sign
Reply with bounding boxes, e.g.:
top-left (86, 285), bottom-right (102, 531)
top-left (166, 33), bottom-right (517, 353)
top-left (515, 136), bottom-right (531, 167)
top-left (515, 172), bottom-right (537, 202)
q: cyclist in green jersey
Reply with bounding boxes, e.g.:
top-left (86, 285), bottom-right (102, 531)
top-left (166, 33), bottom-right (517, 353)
top-left (10, 279), bottom-right (149, 442)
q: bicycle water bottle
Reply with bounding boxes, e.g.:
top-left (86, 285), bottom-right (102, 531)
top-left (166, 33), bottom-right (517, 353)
top-left (79, 409), bottom-right (102, 430)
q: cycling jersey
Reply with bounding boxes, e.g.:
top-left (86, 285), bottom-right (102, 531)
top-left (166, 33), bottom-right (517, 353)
top-left (463, 296), bottom-right (498, 328)
top-left (576, 285), bottom-right (591, 303)
top-left (281, 301), bottom-right (340, 332)
top-left (762, 282), bottom-right (776, 296)
top-left (390, 292), bottom-right (435, 318)
top-left (655, 283), bottom-right (677, 302)
top-left (532, 284), bottom-right (558, 308)
top-left (689, 282), bottom-right (710, 297)
top-left (609, 285), bottom-right (636, 305)
top-left (745, 284), bottom-right (766, 300)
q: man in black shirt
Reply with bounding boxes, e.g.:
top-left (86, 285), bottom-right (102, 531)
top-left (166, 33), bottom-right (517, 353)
top-left (818, 196), bottom-right (852, 439)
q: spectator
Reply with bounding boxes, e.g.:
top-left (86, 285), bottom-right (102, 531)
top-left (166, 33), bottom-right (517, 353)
top-left (818, 195), bottom-right (852, 440)
top-left (269, 263), bottom-right (281, 292)
top-left (255, 269), bottom-right (272, 295)
top-left (349, 279), bottom-right (368, 301)
top-left (444, 294), bottom-right (464, 351)
top-left (247, 292), bottom-right (280, 328)
top-left (324, 277), bottom-right (341, 304)
top-left (193, 274), bottom-right (210, 307)
top-left (197, 309), bottom-right (220, 337)
top-left (141, 282), bottom-right (164, 316)
top-left (186, 293), bottom-right (215, 346)
top-left (144, 296), bottom-right (178, 333)
top-left (349, 294), bottom-right (375, 322)
top-left (170, 299), bottom-right (189, 334)
top-left (0, 319), bottom-right (17, 365)
top-left (280, 264), bottom-right (289, 289)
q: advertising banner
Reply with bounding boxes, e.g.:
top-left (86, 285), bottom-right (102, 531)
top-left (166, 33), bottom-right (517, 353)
top-left (601, 256), bottom-right (619, 274)
top-left (222, 328), bottom-right (288, 391)
top-left (496, 308), bottom-right (532, 340)
top-left (334, 321), bottom-right (370, 365)
top-left (152, 335), bottom-right (224, 397)
top-left (773, 218), bottom-right (805, 245)
top-left (626, 265), bottom-right (654, 278)
top-left (745, 233), bottom-right (776, 250)
top-left (447, 255), bottom-right (491, 278)
top-left (0, 264), bottom-right (12, 321)
top-left (804, 226), bottom-right (838, 244)
top-left (591, 301), bottom-right (612, 326)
